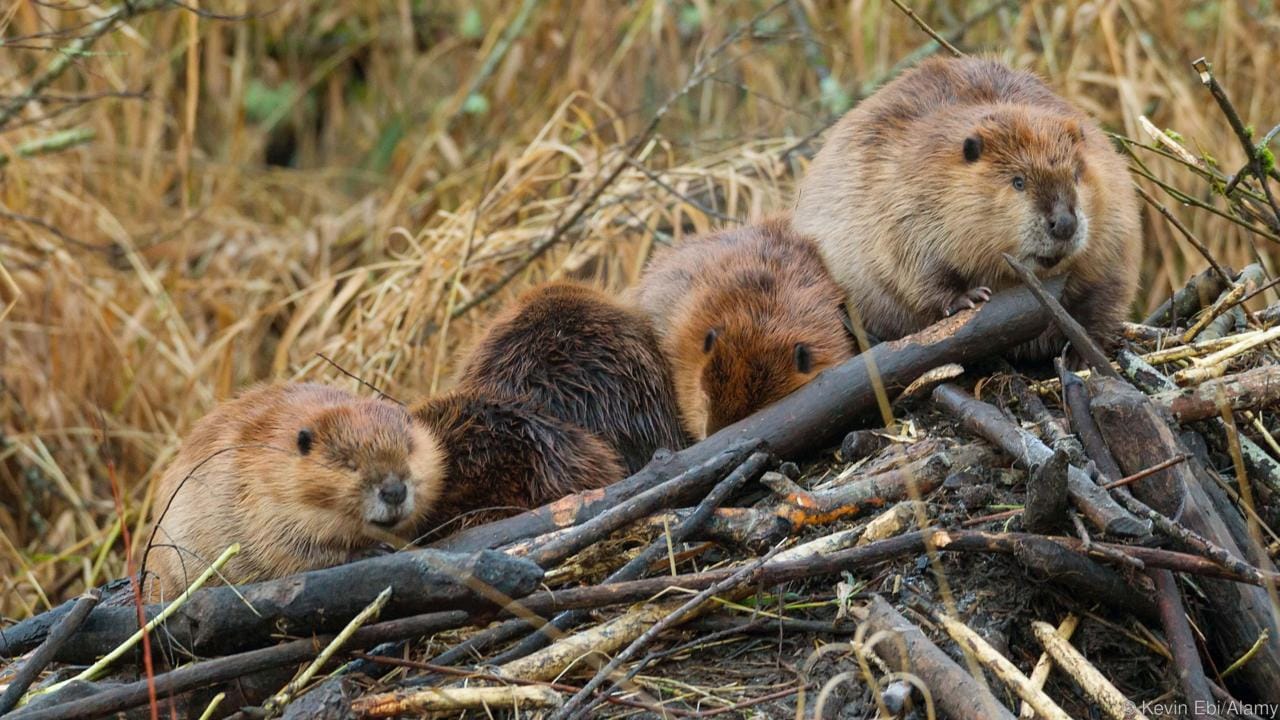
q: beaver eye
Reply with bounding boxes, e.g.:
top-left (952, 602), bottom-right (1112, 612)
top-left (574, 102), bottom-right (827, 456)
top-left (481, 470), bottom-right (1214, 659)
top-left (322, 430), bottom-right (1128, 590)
top-left (794, 343), bottom-right (813, 374)
top-left (703, 328), bottom-right (719, 353)
top-left (296, 429), bottom-right (313, 456)
top-left (346, 460), bottom-right (359, 472)
top-left (1011, 176), bottom-right (1026, 191)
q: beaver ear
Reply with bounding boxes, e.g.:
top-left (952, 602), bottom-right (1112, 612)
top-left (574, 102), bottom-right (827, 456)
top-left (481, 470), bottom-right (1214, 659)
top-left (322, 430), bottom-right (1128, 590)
top-left (297, 428), bottom-right (313, 456)
top-left (1064, 119), bottom-right (1084, 144)
top-left (703, 328), bottom-right (719, 353)
top-left (794, 343), bottom-right (813, 374)
top-left (962, 135), bottom-right (983, 162)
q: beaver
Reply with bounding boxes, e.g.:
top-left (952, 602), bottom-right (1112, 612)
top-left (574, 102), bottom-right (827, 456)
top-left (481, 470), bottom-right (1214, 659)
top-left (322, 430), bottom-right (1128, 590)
top-left (410, 389), bottom-right (625, 539)
top-left (793, 56), bottom-right (1141, 359)
top-left (146, 383), bottom-right (444, 597)
top-left (631, 216), bottom-right (855, 438)
top-left (454, 282), bottom-right (687, 474)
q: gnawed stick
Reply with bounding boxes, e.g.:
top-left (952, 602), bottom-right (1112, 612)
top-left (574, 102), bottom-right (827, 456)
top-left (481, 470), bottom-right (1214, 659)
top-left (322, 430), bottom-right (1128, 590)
top-left (932, 383), bottom-right (1149, 536)
top-left (352, 686), bottom-right (562, 717)
top-left (1031, 620), bottom-right (1151, 720)
top-left (939, 615), bottom-right (1072, 720)
top-left (1018, 614), bottom-right (1078, 720)
top-left (860, 595), bottom-right (1016, 720)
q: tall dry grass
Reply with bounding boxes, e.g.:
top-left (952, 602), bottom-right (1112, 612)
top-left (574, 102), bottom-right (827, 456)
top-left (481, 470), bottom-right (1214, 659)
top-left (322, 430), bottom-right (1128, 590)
top-left (1, 0), bottom-right (1278, 618)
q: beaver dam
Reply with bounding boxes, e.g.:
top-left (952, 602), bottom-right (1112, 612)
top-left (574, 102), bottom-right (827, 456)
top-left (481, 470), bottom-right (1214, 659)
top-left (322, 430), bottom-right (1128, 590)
top-left (4, 3), bottom-right (1280, 719)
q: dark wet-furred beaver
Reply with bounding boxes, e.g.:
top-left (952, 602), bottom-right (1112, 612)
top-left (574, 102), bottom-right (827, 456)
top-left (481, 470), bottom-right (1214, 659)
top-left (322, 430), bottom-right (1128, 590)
top-left (454, 281), bottom-right (686, 474)
top-left (631, 215), bottom-right (854, 438)
top-left (794, 56), bottom-right (1141, 358)
top-left (146, 382), bottom-right (444, 597)
top-left (409, 389), bottom-right (624, 538)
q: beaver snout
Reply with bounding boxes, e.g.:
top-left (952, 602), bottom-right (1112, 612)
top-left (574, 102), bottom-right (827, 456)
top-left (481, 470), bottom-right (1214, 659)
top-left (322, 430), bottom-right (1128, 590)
top-left (1048, 204), bottom-right (1077, 242)
top-left (378, 475), bottom-right (408, 506)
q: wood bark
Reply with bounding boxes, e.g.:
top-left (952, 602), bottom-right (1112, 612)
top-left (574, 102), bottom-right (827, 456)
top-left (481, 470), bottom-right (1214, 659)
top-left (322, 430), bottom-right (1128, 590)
top-left (863, 594), bottom-right (1016, 720)
top-left (1087, 375), bottom-right (1280, 701)
top-left (0, 548), bottom-right (541, 664)
top-left (933, 383), bottom-right (1149, 536)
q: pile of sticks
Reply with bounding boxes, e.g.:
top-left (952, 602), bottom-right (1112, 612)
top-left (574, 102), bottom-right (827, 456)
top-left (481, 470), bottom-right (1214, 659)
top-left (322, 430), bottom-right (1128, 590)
top-left (2, 264), bottom-right (1280, 719)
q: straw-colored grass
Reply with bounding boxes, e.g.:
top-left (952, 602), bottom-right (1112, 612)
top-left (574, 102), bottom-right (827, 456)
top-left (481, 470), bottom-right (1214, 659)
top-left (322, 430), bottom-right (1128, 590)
top-left (1, 1), bottom-right (1278, 617)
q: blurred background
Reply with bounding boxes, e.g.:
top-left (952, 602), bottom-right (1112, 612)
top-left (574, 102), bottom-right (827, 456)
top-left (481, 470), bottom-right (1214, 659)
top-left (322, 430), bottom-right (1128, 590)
top-left (1, 0), bottom-right (1277, 617)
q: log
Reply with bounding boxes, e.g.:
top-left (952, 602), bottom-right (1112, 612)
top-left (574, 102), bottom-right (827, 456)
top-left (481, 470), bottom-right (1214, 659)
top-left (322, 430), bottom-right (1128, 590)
top-left (1151, 365), bottom-right (1280, 423)
top-left (862, 595), bottom-right (1016, 720)
top-left (1087, 376), bottom-right (1280, 701)
top-left (1061, 370), bottom-right (1214, 714)
top-left (1, 549), bottom-right (541, 664)
top-left (1144, 265), bottom-right (1233, 327)
top-left (932, 383), bottom-right (1150, 536)
top-left (434, 279), bottom-right (1064, 554)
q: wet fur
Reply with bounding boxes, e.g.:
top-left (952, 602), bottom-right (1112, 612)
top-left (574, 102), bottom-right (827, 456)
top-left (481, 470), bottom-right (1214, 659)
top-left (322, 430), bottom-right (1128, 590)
top-left (456, 282), bottom-right (687, 473)
top-left (632, 216), bottom-right (854, 437)
top-left (794, 57), bottom-right (1141, 358)
top-left (147, 383), bottom-right (444, 598)
top-left (410, 390), bottom-right (624, 539)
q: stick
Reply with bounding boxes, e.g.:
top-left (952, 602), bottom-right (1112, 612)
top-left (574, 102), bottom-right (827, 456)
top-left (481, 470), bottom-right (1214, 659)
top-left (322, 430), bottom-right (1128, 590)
top-left (354, 686), bottom-right (562, 716)
top-left (1193, 58), bottom-right (1280, 228)
top-left (491, 451), bottom-right (768, 665)
top-left (258, 587), bottom-right (393, 718)
top-left (550, 546), bottom-right (784, 719)
top-left (1031, 621), bottom-right (1151, 720)
top-left (1153, 365), bottom-right (1280, 423)
top-left (0, 589), bottom-right (100, 714)
top-left (863, 595), bottom-right (1015, 720)
top-left (1018, 615), bottom-right (1078, 720)
top-left (1002, 253), bottom-right (1119, 377)
top-left (527, 452), bottom-right (769, 568)
top-left (888, 0), bottom-right (963, 57)
top-left (939, 615), bottom-right (1072, 720)
top-left (932, 383), bottom-right (1149, 536)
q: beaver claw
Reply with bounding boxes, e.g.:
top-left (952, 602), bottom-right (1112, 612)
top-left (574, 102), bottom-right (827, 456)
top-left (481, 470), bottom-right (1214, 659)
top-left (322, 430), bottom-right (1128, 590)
top-left (943, 287), bottom-right (992, 317)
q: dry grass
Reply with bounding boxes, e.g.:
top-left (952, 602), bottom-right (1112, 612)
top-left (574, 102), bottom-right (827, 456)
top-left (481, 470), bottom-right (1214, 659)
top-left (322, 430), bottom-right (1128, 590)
top-left (1, 0), bottom-right (1278, 618)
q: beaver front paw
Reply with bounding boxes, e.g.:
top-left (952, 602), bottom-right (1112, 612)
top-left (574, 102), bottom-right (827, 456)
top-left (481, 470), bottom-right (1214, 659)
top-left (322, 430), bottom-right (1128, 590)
top-left (943, 287), bottom-right (992, 317)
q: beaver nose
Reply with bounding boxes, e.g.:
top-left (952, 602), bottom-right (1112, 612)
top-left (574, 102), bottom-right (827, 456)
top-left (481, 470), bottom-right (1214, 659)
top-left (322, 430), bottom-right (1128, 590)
top-left (1048, 208), bottom-right (1077, 241)
top-left (378, 476), bottom-right (407, 506)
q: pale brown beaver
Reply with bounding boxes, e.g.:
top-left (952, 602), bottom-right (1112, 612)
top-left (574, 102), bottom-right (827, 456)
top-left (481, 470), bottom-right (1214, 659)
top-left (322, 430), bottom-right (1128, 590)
top-left (793, 56), bottom-right (1141, 358)
top-left (145, 383), bottom-right (444, 597)
top-left (454, 281), bottom-right (687, 474)
top-left (631, 215), bottom-right (855, 439)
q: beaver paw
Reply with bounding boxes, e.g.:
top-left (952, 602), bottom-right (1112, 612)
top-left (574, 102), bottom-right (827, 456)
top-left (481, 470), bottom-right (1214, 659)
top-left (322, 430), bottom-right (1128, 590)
top-left (943, 287), bottom-right (992, 317)
top-left (347, 543), bottom-right (397, 562)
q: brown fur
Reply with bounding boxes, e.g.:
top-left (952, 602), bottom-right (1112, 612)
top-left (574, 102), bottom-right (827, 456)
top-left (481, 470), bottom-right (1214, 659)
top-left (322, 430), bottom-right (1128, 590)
top-left (632, 216), bottom-right (854, 438)
top-left (794, 56), bottom-right (1141, 358)
top-left (146, 383), bottom-right (444, 598)
top-left (410, 390), bottom-right (625, 539)
top-left (455, 282), bottom-right (687, 473)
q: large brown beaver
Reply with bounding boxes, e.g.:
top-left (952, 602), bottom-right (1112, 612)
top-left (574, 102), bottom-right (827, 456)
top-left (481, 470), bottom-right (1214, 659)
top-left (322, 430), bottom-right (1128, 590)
top-left (794, 56), bottom-right (1141, 358)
